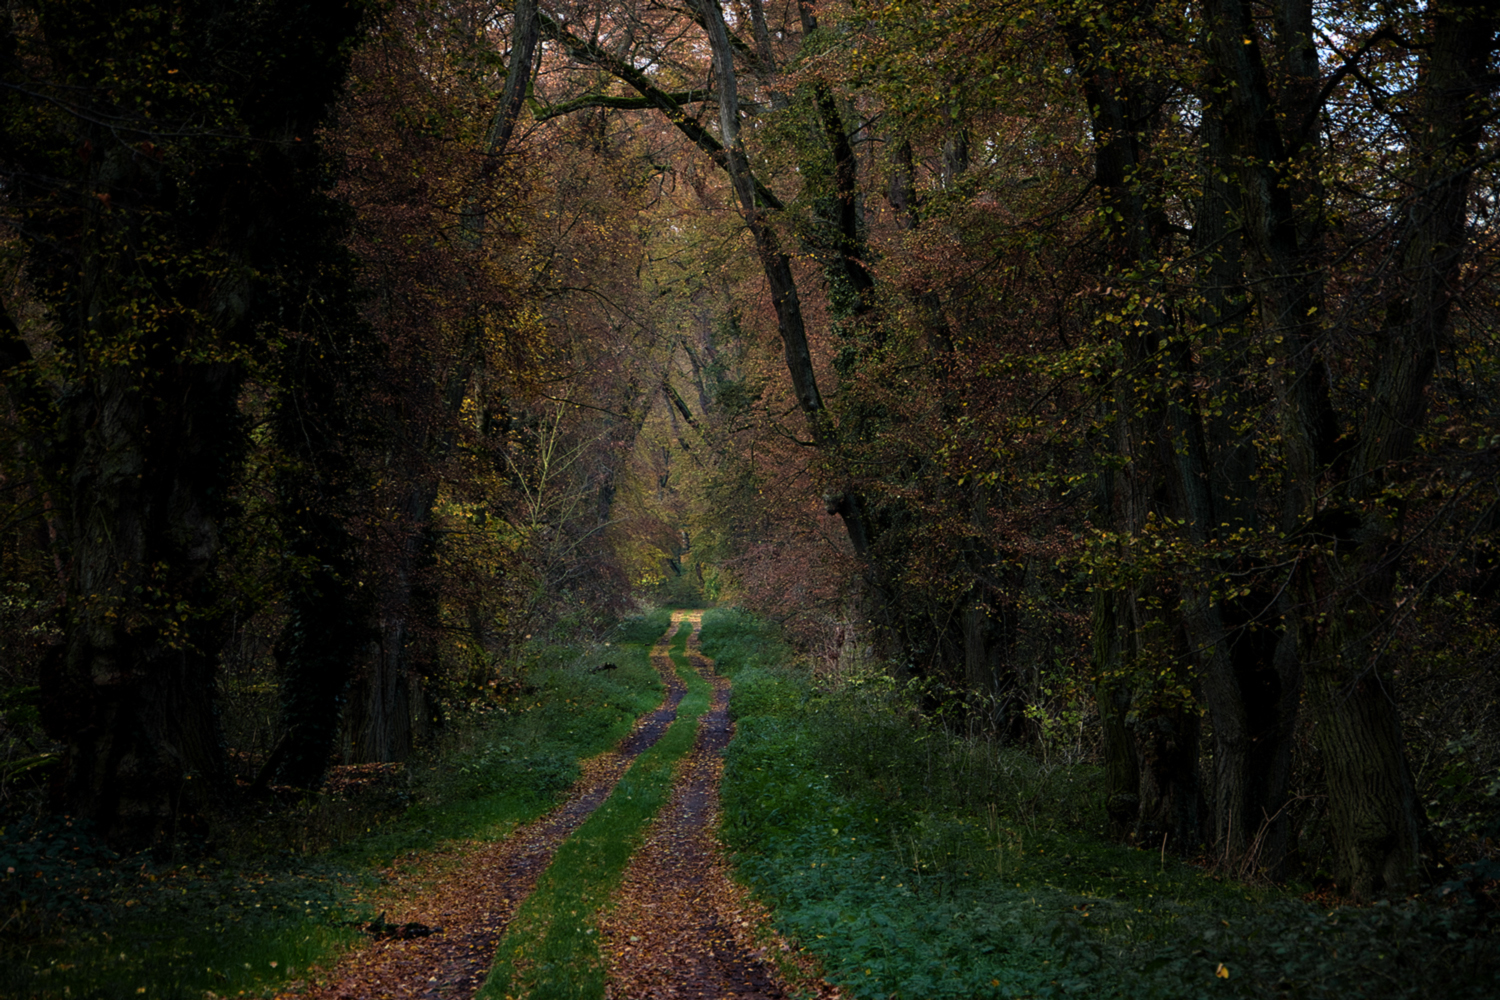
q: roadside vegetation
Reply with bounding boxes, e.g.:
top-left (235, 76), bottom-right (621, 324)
top-left (703, 608), bottom-right (1500, 1000)
top-left (5, 604), bottom-right (1496, 1000)
top-left (0, 610), bottom-right (671, 1000)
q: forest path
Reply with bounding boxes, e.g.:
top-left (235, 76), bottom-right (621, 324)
top-left (596, 612), bottom-right (832, 1000)
top-left (279, 619), bottom-right (688, 1000)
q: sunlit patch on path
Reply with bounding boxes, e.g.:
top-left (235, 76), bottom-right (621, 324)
top-left (599, 612), bottom-right (841, 1000)
top-left (276, 620), bottom-right (686, 1000)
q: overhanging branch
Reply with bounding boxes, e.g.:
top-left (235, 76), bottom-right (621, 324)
top-left (537, 11), bottom-right (784, 211)
top-left (535, 89), bottom-right (710, 122)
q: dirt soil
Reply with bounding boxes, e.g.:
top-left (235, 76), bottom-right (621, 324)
top-left (598, 613), bottom-right (835, 999)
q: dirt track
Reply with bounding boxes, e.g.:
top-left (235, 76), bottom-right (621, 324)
top-left (281, 612), bottom-right (828, 1000)
top-left (279, 620), bottom-right (686, 1000)
top-left (598, 612), bottom-right (791, 999)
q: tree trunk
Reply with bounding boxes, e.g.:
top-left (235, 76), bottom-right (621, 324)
top-left (1064, 3), bottom-right (1206, 850)
top-left (1205, 0), bottom-right (1495, 895)
top-left (344, 480), bottom-right (438, 763)
top-left (46, 358), bottom-right (240, 844)
top-left (1094, 589), bottom-right (1140, 837)
top-left (271, 512), bottom-right (366, 788)
top-left (1299, 563), bottom-right (1423, 896)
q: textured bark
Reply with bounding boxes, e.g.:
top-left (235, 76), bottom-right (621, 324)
top-left (745, 0), bottom-right (779, 72)
top-left (337, 476), bottom-right (435, 765)
top-left (356, 627), bottom-right (416, 764)
top-left (487, 0), bottom-right (539, 160)
top-left (1299, 578), bottom-right (1423, 896)
top-left (888, 139), bottom-right (921, 231)
top-left (811, 82), bottom-right (875, 315)
top-left (1164, 330), bottom-right (1294, 868)
top-left (271, 509), bottom-right (367, 788)
top-left (1093, 590), bottom-right (1140, 838)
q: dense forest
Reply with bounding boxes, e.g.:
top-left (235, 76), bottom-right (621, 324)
top-left (2, 0), bottom-right (1499, 984)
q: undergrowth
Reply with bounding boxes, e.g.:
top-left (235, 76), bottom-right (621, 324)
top-left (477, 618), bottom-right (711, 1000)
top-left (703, 607), bottom-right (1500, 1000)
top-left (0, 609), bottom-right (672, 1000)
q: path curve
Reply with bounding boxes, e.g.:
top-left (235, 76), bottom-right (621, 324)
top-left (279, 619), bottom-right (687, 1000)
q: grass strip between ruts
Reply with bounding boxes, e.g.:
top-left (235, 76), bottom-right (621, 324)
top-left (476, 619), bottom-right (711, 1000)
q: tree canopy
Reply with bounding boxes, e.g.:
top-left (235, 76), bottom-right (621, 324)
top-left (2, 0), bottom-right (1498, 902)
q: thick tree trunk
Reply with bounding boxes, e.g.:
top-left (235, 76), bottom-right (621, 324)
top-left (271, 514), bottom-right (366, 789)
top-left (45, 358), bottom-right (239, 843)
top-left (1205, 0), bottom-right (1495, 895)
top-left (1299, 560), bottom-right (1422, 896)
top-left (1178, 92), bottom-right (1302, 874)
top-left (1164, 333), bottom-right (1295, 869)
top-left (343, 480), bottom-right (437, 763)
top-left (1094, 590), bottom-right (1140, 837)
top-left (1065, 5), bottom-right (1207, 850)
top-left (358, 622), bottom-right (415, 763)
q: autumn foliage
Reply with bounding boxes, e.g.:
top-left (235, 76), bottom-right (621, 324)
top-left (0, 0), bottom-right (1497, 910)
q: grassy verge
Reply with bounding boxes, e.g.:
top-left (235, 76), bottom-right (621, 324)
top-left (703, 607), bottom-right (1500, 1000)
top-left (329, 611), bottom-right (672, 872)
top-left (0, 610), bottom-right (673, 1000)
top-left (476, 619), bottom-right (711, 1000)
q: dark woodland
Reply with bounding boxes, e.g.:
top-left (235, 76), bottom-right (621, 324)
top-left (1, 2), bottom-right (1497, 998)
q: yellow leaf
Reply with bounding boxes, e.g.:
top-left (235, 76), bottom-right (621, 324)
top-left (1216, 963), bottom-right (1230, 979)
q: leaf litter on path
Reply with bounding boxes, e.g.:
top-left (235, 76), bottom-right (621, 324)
top-left (275, 621), bottom-right (687, 1000)
top-left (599, 614), bottom-right (843, 1000)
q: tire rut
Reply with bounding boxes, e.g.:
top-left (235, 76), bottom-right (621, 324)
top-left (600, 613), bottom-right (824, 1000)
top-left (281, 620), bottom-right (687, 1000)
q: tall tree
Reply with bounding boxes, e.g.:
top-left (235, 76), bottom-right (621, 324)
top-left (0, 0), bottom-right (366, 841)
top-left (1205, 0), bottom-right (1499, 896)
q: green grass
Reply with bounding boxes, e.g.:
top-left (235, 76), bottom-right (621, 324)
top-left (329, 620), bottom-right (669, 871)
top-left (476, 619), bottom-right (711, 1000)
top-left (8, 857), bottom-right (364, 1000)
top-left (703, 607), bottom-right (1500, 1000)
top-left (0, 610), bottom-right (674, 1000)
